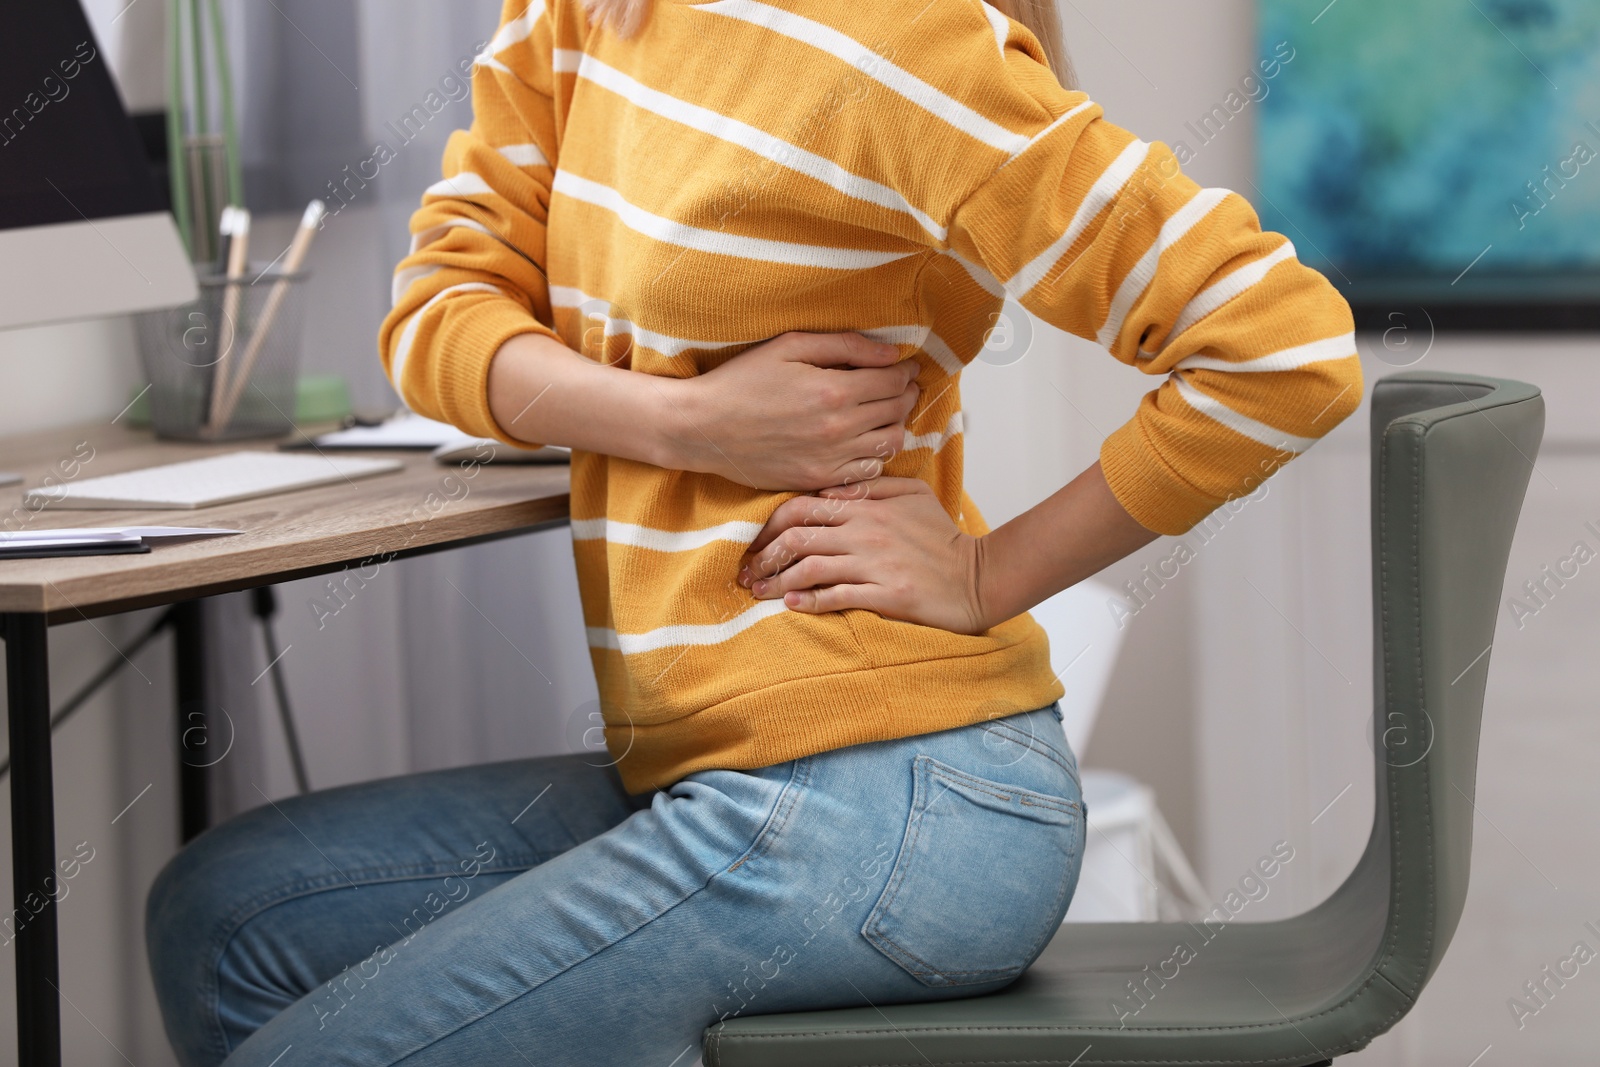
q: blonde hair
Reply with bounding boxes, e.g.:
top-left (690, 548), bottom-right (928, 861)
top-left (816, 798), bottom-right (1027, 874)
top-left (583, 0), bottom-right (1076, 88)
top-left (987, 0), bottom-right (1075, 88)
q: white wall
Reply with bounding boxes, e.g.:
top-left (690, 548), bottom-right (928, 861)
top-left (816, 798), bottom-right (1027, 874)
top-left (78, 0), bottom-right (166, 111)
top-left (0, 320), bottom-right (142, 436)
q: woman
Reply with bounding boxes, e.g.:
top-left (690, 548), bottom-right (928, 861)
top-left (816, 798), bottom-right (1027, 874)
top-left (147, 0), bottom-right (1361, 1062)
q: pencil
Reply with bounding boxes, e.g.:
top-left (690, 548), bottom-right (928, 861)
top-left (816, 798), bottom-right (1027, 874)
top-left (213, 200), bottom-right (326, 431)
top-left (207, 205), bottom-right (250, 433)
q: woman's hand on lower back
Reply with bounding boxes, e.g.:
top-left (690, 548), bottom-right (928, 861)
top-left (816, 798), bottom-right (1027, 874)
top-left (734, 462), bottom-right (1163, 636)
top-left (662, 332), bottom-right (920, 491)
top-left (737, 477), bottom-right (991, 635)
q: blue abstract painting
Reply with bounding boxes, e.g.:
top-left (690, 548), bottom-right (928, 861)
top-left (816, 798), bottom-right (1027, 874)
top-left (1258, 0), bottom-right (1600, 282)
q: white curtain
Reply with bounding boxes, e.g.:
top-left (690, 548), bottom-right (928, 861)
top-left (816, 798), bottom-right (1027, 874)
top-left (204, 0), bottom-right (597, 816)
top-left (354, 0), bottom-right (506, 275)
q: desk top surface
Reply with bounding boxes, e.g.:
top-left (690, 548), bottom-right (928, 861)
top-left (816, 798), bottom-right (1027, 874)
top-left (0, 422), bottom-right (570, 618)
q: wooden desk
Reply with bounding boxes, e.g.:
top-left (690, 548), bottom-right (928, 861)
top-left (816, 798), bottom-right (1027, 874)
top-left (0, 422), bottom-right (570, 1067)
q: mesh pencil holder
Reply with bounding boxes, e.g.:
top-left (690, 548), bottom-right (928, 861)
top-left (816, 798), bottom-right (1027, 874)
top-left (136, 267), bottom-right (309, 441)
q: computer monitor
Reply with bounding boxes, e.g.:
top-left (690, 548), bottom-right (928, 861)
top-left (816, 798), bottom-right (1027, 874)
top-left (0, 0), bottom-right (196, 331)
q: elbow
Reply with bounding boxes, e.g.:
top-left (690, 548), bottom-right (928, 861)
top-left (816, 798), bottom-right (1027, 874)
top-left (1309, 352), bottom-right (1364, 438)
top-left (1314, 288), bottom-right (1364, 434)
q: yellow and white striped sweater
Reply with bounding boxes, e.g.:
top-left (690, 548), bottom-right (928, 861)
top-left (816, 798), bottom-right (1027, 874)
top-left (381, 0), bottom-right (1363, 793)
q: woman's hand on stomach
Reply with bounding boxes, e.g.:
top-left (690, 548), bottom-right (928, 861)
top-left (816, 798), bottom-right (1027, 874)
top-left (663, 332), bottom-right (919, 491)
top-left (489, 330), bottom-right (916, 491)
top-left (737, 477), bottom-right (989, 635)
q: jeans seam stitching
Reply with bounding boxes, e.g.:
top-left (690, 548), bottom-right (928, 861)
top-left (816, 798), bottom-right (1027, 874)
top-left (1016, 807), bottom-right (1081, 964)
top-left (726, 756), bottom-right (811, 873)
top-left (199, 855), bottom-right (549, 1057)
top-left (931, 761), bottom-right (1081, 972)
top-left (218, 856), bottom-right (551, 930)
top-left (927, 762), bottom-right (1081, 817)
top-left (390, 792), bottom-right (789, 1065)
top-left (389, 868), bottom-right (731, 1065)
top-left (862, 756), bottom-right (1080, 986)
top-left (861, 756), bottom-right (936, 974)
top-left (985, 717), bottom-right (1077, 783)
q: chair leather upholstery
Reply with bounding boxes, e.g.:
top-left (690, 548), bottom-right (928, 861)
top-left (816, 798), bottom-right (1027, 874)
top-left (703, 372), bottom-right (1544, 1067)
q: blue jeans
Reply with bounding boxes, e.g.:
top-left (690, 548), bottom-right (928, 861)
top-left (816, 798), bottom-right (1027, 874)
top-left (147, 704), bottom-right (1084, 1067)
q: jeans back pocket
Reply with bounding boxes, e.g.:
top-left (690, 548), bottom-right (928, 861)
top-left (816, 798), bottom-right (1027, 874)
top-left (860, 755), bottom-right (1083, 989)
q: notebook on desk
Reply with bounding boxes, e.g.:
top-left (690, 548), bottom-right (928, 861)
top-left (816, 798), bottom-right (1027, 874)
top-left (0, 527), bottom-right (238, 559)
top-left (23, 452), bottom-right (403, 510)
top-left (0, 537), bottom-right (150, 560)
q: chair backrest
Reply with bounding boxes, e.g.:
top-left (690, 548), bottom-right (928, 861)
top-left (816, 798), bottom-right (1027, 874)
top-left (1318, 371), bottom-right (1543, 1008)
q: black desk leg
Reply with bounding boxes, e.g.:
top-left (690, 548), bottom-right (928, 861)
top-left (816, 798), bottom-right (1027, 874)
top-left (4, 613), bottom-right (62, 1067)
top-left (172, 601), bottom-right (210, 843)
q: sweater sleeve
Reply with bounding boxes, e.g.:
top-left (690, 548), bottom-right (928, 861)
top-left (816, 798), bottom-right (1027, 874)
top-left (944, 32), bottom-right (1362, 536)
top-left (378, 0), bottom-right (565, 446)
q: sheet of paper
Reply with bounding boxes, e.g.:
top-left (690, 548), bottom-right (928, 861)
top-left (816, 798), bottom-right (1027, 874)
top-left (0, 532), bottom-right (142, 549)
top-left (0, 527), bottom-right (241, 543)
top-left (106, 527), bottom-right (244, 540)
top-left (0, 473), bottom-right (21, 488)
top-left (311, 413), bottom-right (471, 450)
top-left (432, 439), bottom-right (570, 465)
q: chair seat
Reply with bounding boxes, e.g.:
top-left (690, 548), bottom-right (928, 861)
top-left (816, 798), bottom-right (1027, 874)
top-left (705, 816), bottom-right (1402, 1067)
top-left (705, 902), bottom-right (1400, 1066)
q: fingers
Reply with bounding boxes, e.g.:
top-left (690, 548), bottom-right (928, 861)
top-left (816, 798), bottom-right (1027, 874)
top-left (744, 524), bottom-right (850, 583)
top-left (828, 425), bottom-right (905, 482)
top-left (818, 476), bottom-right (930, 501)
top-left (829, 454), bottom-right (895, 489)
top-left (851, 385), bottom-right (920, 433)
top-left (778, 332), bottom-right (900, 369)
top-left (751, 479), bottom-right (926, 554)
top-left (748, 547), bottom-right (862, 597)
top-left (896, 374), bottom-right (922, 418)
top-left (784, 584), bottom-right (886, 614)
top-left (835, 365), bottom-right (920, 408)
top-left (862, 424), bottom-right (909, 461)
top-left (747, 493), bottom-right (852, 554)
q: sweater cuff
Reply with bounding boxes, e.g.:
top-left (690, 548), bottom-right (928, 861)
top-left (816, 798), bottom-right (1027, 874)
top-left (433, 300), bottom-right (561, 448)
top-left (1099, 416), bottom-right (1223, 537)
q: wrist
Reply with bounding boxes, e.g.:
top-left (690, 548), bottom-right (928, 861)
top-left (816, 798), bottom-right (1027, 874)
top-left (968, 532), bottom-right (1004, 633)
top-left (970, 525), bottom-right (1034, 632)
top-left (642, 374), bottom-right (702, 473)
top-left (652, 377), bottom-right (716, 473)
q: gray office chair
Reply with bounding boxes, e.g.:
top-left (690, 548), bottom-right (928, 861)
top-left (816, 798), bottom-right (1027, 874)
top-left (704, 371), bottom-right (1544, 1066)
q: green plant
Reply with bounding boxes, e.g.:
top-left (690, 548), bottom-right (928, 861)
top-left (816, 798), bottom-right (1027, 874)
top-left (166, 0), bottom-right (242, 262)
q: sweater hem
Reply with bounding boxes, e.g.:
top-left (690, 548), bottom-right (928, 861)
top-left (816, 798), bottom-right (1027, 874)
top-left (609, 634), bottom-right (1065, 794)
